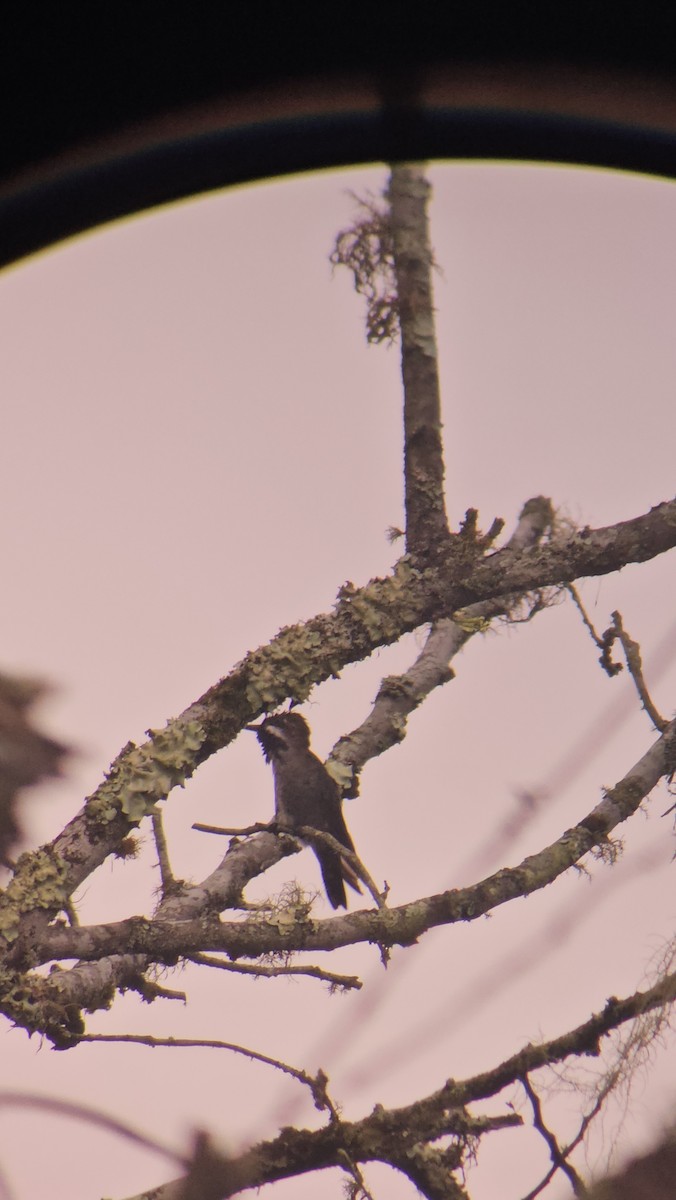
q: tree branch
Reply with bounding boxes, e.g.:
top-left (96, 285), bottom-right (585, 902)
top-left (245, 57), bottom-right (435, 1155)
top-left (117, 970), bottom-right (675, 1200)
top-left (449, 969), bottom-right (676, 1107)
top-left (2, 495), bottom-right (673, 935)
top-left (185, 952), bottom-right (362, 990)
top-left (328, 495), bottom-right (554, 794)
top-left (25, 718), bottom-right (675, 980)
top-left (122, 1099), bottom-right (519, 1200)
top-left (152, 809), bottom-right (175, 895)
top-left (78, 1033), bottom-right (337, 1113)
top-left (388, 164), bottom-right (450, 556)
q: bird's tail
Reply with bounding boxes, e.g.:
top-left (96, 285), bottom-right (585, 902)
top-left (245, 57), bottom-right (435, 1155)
top-left (314, 846), bottom-right (362, 909)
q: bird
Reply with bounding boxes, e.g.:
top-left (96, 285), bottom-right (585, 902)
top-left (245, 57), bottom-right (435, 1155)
top-left (246, 712), bottom-right (361, 909)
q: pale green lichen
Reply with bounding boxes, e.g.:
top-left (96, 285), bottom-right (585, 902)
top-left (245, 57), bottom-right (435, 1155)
top-left (0, 905), bottom-right (19, 943)
top-left (0, 846), bottom-right (69, 943)
top-left (245, 883), bottom-right (318, 940)
top-left (86, 718), bottom-right (206, 826)
top-left (336, 558), bottom-right (424, 641)
top-left (452, 611), bottom-right (492, 635)
top-left (0, 964), bottom-right (87, 1044)
top-left (243, 558), bottom-right (426, 714)
top-left (245, 628), bottom-right (332, 711)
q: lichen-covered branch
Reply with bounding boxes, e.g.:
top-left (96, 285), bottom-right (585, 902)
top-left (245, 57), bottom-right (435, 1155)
top-left (9, 717), bottom-right (673, 1047)
top-left (0, 499), bottom-right (674, 1045)
top-left (6, 492), bottom-right (669, 934)
top-left (0, 514), bottom-right (659, 979)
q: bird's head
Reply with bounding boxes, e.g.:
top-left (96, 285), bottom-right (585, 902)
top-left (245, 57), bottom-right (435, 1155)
top-left (245, 711), bottom-right (312, 762)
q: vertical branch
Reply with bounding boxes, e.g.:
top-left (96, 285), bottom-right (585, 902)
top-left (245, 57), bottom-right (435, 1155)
top-left (152, 810), bottom-right (175, 896)
top-left (387, 164), bottom-right (449, 558)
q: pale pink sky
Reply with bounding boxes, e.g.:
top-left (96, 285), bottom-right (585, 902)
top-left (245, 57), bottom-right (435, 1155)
top-left (0, 162), bottom-right (674, 1199)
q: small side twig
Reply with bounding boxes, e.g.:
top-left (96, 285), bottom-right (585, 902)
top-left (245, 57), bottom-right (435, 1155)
top-left (137, 979), bottom-right (186, 1003)
top-left (571, 592), bottom-right (669, 731)
top-left (521, 1087), bottom-right (608, 1200)
top-left (152, 809), bottom-right (175, 893)
top-left (78, 1033), bottom-right (338, 1116)
top-left (192, 821), bottom-right (270, 837)
top-left (186, 951), bottom-right (362, 991)
top-left (601, 612), bottom-right (668, 730)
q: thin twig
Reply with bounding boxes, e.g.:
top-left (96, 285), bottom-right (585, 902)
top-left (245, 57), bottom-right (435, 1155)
top-left (78, 1033), bottom-right (336, 1114)
top-left (521, 1074), bottom-right (586, 1196)
top-left (192, 821), bottom-right (270, 836)
top-left (186, 951), bottom-right (362, 990)
top-left (567, 584), bottom-right (605, 649)
top-left (520, 1086), bottom-right (608, 1199)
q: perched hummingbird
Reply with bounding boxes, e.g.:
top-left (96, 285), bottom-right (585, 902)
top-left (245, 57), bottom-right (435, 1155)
top-left (246, 712), bottom-right (361, 909)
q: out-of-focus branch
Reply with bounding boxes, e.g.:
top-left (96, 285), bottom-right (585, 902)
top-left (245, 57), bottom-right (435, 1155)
top-left (0, 672), bottom-right (68, 867)
top-left (584, 1125), bottom-right (676, 1200)
top-left (0, 1090), bottom-right (186, 1169)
